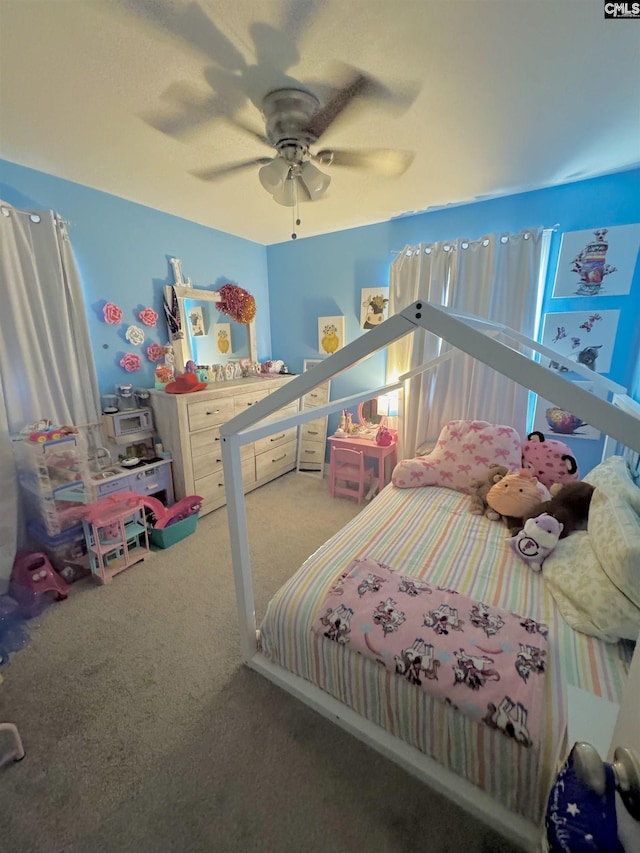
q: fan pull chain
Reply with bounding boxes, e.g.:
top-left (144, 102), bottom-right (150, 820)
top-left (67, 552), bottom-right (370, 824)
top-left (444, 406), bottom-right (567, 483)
top-left (291, 179), bottom-right (301, 240)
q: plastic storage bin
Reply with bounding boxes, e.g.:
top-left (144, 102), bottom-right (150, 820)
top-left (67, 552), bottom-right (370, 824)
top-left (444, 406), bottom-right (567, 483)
top-left (149, 513), bottom-right (199, 549)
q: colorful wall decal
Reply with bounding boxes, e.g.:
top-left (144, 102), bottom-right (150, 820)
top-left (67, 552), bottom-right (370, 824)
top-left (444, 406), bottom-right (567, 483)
top-left (138, 307), bottom-right (158, 327)
top-left (119, 353), bottom-right (141, 372)
top-left (540, 309), bottom-right (619, 375)
top-left (552, 225), bottom-right (640, 297)
top-left (125, 324), bottom-right (145, 346)
top-left (103, 302), bottom-right (123, 324)
top-left (146, 342), bottom-right (164, 363)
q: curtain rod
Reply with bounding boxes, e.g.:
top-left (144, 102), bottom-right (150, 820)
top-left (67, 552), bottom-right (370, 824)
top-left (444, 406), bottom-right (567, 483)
top-left (390, 224), bottom-right (560, 255)
top-left (0, 205), bottom-right (71, 227)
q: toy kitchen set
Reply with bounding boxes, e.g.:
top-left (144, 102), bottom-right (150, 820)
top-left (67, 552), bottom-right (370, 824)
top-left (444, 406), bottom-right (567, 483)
top-left (97, 385), bottom-right (174, 507)
top-left (15, 384), bottom-right (174, 583)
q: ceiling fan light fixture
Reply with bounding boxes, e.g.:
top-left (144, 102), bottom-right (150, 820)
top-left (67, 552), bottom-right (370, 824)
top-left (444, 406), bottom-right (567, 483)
top-left (272, 175), bottom-right (298, 207)
top-left (299, 161), bottom-right (331, 200)
top-left (258, 157), bottom-right (291, 194)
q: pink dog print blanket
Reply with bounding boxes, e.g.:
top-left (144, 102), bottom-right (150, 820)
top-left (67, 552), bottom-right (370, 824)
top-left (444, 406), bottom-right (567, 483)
top-left (311, 558), bottom-right (548, 749)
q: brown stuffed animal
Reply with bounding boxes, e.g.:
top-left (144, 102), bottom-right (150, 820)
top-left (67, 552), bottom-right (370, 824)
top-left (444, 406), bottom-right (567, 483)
top-left (468, 464), bottom-right (509, 520)
top-left (518, 480), bottom-right (595, 539)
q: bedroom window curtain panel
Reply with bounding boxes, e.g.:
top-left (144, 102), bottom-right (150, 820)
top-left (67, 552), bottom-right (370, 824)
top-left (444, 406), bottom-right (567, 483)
top-left (0, 203), bottom-right (101, 593)
top-left (387, 229), bottom-right (550, 459)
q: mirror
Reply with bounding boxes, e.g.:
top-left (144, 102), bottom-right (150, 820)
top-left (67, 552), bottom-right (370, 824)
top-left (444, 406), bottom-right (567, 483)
top-left (165, 285), bottom-right (257, 373)
top-left (359, 399), bottom-right (384, 428)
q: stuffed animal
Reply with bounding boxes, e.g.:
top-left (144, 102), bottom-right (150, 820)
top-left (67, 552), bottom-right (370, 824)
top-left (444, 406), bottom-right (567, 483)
top-left (508, 513), bottom-right (563, 572)
top-left (519, 480), bottom-right (595, 539)
top-left (486, 469), bottom-right (552, 534)
top-left (521, 431), bottom-right (579, 490)
top-left (468, 464), bottom-right (510, 520)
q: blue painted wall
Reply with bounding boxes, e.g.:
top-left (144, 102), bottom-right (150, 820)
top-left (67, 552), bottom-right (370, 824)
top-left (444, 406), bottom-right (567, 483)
top-left (2, 157), bottom-right (638, 473)
top-left (0, 159), bottom-right (270, 396)
top-left (267, 168), bottom-right (640, 471)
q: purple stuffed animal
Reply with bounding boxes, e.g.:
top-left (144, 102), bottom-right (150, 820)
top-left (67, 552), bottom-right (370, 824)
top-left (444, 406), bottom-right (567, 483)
top-left (508, 512), bottom-right (563, 572)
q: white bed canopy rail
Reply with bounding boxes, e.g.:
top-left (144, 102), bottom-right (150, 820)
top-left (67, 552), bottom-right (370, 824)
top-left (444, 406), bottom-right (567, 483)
top-left (219, 300), bottom-right (640, 852)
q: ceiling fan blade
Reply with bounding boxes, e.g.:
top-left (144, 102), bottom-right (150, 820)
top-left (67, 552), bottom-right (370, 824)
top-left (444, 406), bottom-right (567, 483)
top-left (221, 116), bottom-right (271, 148)
top-left (314, 148), bottom-right (415, 178)
top-left (302, 69), bottom-right (372, 141)
top-left (190, 158), bottom-right (273, 182)
top-left (120, 0), bottom-right (247, 71)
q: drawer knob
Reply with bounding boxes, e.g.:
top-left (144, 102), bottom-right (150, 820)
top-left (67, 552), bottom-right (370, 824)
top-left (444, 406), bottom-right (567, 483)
top-left (271, 433), bottom-right (286, 442)
top-left (206, 409), bottom-right (220, 416)
top-left (272, 453), bottom-right (286, 462)
top-left (308, 430), bottom-right (319, 436)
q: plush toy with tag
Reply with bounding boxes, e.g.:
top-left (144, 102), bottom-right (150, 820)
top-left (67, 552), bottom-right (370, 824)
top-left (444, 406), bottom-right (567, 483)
top-left (508, 513), bottom-right (563, 572)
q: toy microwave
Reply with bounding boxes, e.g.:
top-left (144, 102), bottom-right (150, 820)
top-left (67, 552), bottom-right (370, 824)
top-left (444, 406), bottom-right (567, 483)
top-left (101, 408), bottom-right (154, 445)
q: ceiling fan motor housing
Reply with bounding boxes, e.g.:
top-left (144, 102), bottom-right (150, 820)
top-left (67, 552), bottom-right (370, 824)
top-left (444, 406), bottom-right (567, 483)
top-left (262, 88), bottom-right (320, 155)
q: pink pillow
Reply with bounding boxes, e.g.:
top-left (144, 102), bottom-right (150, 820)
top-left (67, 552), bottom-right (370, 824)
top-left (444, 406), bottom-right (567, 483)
top-left (391, 420), bottom-right (522, 493)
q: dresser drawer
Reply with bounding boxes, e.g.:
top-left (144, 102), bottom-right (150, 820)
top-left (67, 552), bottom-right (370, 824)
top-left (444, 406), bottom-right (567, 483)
top-left (233, 388), bottom-right (270, 415)
top-left (196, 458), bottom-right (255, 507)
top-left (187, 396), bottom-right (235, 432)
top-left (299, 417), bottom-right (326, 443)
top-left (256, 439), bottom-right (297, 481)
top-left (190, 427), bottom-right (252, 469)
top-left (254, 425), bottom-right (297, 455)
top-left (303, 384), bottom-right (329, 408)
top-left (298, 440), bottom-right (325, 466)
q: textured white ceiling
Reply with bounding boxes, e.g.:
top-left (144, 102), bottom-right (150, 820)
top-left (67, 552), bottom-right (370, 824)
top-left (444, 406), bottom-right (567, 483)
top-left (1, 0), bottom-right (638, 245)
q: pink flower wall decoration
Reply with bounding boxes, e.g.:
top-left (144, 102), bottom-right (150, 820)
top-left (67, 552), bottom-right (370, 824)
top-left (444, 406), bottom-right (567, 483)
top-left (139, 307), bottom-right (158, 327)
top-left (146, 342), bottom-right (164, 363)
top-left (119, 353), bottom-right (141, 373)
top-left (103, 302), bottom-right (123, 324)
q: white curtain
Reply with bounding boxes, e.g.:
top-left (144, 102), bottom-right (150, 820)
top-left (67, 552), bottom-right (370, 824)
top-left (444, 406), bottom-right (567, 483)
top-left (387, 229), bottom-right (550, 458)
top-left (0, 203), bottom-right (100, 593)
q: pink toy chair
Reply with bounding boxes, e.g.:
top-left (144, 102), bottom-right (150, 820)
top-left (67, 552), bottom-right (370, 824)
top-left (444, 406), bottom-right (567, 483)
top-left (329, 447), bottom-right (374, 505)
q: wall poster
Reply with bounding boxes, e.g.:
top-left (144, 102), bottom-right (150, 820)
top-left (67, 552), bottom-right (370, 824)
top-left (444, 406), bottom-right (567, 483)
top-left (360, 287), bottom-right (390, 329)
top-left (318, 316), bottom-right (345, 355)
top-left (533, 380), bottom-right (601, 441)
top-left (540, 309), bottom-right (619, 375)
top-left (552, 225), bottom-right (640, 298)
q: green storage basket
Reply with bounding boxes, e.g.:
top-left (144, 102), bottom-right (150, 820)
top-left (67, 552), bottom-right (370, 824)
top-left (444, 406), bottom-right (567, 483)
top-left (149, 513), bottom-right (199, 549)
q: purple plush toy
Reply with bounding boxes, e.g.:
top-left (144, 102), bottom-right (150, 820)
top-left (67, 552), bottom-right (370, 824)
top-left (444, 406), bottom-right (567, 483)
top-left (508, 512), bottom-right (563, 572)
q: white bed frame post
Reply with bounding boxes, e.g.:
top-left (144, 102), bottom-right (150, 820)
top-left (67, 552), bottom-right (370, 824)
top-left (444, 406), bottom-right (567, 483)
top-left (220, 300), bottom-right (640, 851)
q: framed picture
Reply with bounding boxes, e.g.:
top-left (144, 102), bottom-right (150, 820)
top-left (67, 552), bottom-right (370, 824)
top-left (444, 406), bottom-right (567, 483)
top-left (532, 381), bottom-right (601, 441)
top-left (360, 287), bottom-right (389, 329)
top-left (188, 305), bottom-right (206, 337)
top-left (552, 225), bottom-right (640, 298)
top-left (540, 309), bottom-right (619, 375)
top-left (213, 322), bottom-right (232, 355)
top-left (318, 316), bottom-right (345, 355)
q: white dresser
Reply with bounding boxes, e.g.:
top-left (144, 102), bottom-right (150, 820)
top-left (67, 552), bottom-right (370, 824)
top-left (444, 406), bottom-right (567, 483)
top-left (148, 376), bottom-right (298, 516)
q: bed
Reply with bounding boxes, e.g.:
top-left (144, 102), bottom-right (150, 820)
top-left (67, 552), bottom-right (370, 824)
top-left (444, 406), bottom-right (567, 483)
top-left (219, 302), bottom-right (640, 851)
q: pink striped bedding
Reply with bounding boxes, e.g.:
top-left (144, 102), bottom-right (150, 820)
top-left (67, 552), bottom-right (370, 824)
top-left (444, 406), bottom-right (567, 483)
top-left (258, 483), bottom-right (631, 823)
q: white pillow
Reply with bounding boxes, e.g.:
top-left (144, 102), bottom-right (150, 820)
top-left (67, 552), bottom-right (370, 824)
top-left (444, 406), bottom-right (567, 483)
top-left (584, 455), bottom-right (640, 609)
top-left (543, 532), bottom-right (640, 643)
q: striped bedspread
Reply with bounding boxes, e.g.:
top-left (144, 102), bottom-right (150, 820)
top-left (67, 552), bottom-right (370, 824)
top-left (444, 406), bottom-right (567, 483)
top-left (258, 483), bottom-right (631, 824)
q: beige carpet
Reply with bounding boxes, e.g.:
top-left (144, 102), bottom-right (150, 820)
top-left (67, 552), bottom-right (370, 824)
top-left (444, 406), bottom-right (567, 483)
top-left (0, 472), bottom-right (524, 853)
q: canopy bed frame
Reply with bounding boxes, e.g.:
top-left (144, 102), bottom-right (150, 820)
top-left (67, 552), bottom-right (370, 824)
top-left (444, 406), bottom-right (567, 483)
top-left (219, 300), bottom-right (640, 851)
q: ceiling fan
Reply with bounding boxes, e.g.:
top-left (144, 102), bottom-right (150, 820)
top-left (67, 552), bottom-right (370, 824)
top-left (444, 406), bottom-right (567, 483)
top-left (189, 71), bottom-right (416, 207)
top-left (122, 2), bottom-right (416, 211)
